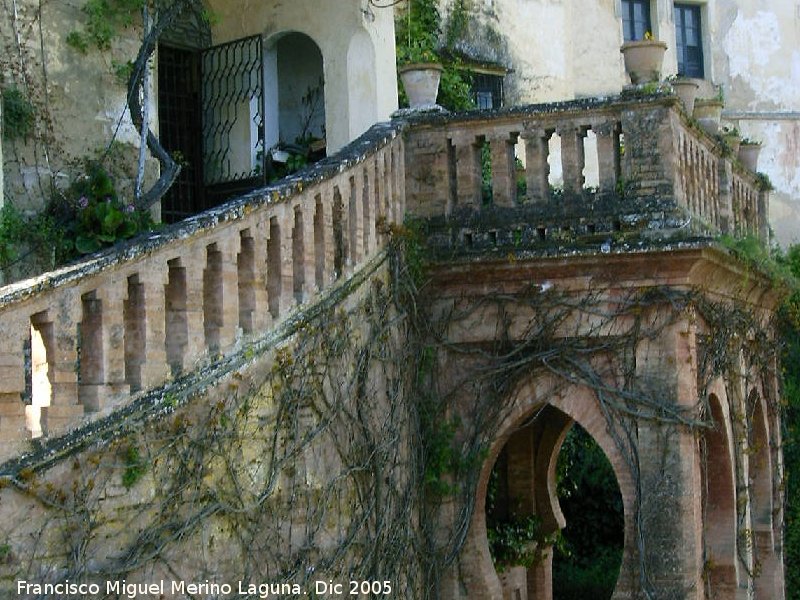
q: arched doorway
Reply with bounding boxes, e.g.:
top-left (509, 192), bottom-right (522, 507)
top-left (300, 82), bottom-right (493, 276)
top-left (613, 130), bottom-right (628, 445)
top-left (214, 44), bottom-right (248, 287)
top-left (264, 32), bottom-right (326, 156)
top-left (552, 424), bottom-right (624, 599)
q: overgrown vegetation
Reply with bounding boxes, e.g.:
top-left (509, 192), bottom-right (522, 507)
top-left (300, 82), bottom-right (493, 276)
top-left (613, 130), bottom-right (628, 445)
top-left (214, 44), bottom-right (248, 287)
top-left (395, 0), bottom-right (475, 111)
top-left (719, 236), bottom-right (800, 599)
top-left (553, 425), bottom-right (624, 599)
top-left (1, 87), bottom-right (35, 141)
top-left (0, 163), bottom-right (155, 277)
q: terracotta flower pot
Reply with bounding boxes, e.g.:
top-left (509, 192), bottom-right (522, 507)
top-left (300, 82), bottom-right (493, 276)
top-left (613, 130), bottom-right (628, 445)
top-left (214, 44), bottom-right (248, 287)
top-left (693, 99), bottom-right (724, 135)
top-left (398, 62), bottom-right (443, 108)
top-left (738, 143), bottom-right (762, 171)
top-left (670, 78), bottom-right (700, 114)
top-left (620, 40), bottom-right (668, 84)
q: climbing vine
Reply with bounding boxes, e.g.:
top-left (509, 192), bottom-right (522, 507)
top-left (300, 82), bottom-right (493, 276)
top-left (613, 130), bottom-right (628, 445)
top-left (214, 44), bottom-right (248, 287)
top-left (0, 221), bottom-right (790, 599)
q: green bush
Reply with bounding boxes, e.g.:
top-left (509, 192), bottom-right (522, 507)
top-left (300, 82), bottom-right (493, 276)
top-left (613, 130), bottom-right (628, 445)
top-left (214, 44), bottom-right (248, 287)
top-left (67, 163), bottom-right (154, 255)
top-left (2, 87), bottom-right (35, 140)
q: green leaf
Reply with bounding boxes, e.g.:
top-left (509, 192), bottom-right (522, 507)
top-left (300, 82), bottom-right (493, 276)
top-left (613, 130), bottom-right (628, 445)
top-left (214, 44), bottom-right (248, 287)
top-left (75, 235), bottom-right (101, 254)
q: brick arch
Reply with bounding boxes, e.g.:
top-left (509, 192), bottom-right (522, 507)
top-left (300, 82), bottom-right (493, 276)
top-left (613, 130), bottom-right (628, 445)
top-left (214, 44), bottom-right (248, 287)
top-left (702, 391), bottom-right (738, 597)
top-left (749, 387), bottom-right (782, 598)
top-left (457, 374), bottom-right (636, 600)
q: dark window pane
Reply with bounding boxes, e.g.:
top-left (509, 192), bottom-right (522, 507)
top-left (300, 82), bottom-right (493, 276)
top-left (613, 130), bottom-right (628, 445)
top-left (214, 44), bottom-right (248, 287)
top-left (675, 4), bottom-right (704, 78)
top-left (622, 0), bottom-right (651, 41)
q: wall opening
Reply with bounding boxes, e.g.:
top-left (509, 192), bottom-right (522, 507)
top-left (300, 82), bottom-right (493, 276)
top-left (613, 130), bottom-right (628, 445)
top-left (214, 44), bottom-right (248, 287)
top-left (124, 274), bottom-right (145, 392)
top-left (26, 313), bottom-right (53, 438)
top-left (702, 394), bottom-right (738, 597)
top-left (552, 424), bottom-right (624, 599)
top-left (265, 32), bottom-right (326, 154)
top-left (484, 406), bottom-right (623, 600)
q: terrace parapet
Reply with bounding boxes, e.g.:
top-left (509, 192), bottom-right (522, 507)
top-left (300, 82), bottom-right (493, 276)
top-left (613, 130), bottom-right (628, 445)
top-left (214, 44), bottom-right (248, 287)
top-left (400, 93), bottom-right (767, 256)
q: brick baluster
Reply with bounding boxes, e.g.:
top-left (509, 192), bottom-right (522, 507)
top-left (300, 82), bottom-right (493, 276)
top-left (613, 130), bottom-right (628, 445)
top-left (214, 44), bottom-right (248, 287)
top-left (559, 124), bottom-right (588, 196)
top-left (138, 266), bottom-right (171, 388)
top-left (40, 300), bottom-right (84, 435)
top-left (0, 321), bottom-right (30, 440)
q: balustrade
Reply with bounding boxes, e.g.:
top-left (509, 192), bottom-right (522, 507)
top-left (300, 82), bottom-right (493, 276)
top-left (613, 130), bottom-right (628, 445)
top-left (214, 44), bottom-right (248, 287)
top-left (0, 96), bottom-right (766, 456)
top-left (0, 125), bottom-right (404, 452)
top-left (403, 96), bottom-right (764, 244)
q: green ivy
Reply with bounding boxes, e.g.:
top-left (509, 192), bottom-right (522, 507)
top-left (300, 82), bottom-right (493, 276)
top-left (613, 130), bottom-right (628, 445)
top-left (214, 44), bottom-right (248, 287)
top-left (67, 0), bottom-right (146, 53)
top-left (121, 445), bottom-right (146, 488)
top-left (395, 0), bottom-right (475, 112)
top-left (2, 87), bottom-right (35, 140)
top-left (67, 163), bottom-right (155, 255)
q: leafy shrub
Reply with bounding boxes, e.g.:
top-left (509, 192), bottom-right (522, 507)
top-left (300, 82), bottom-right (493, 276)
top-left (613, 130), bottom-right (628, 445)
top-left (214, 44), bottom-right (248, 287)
top-left (2, 87), bottom-right (35, 140)
top-left (66, 163), bottom-right (154, 255)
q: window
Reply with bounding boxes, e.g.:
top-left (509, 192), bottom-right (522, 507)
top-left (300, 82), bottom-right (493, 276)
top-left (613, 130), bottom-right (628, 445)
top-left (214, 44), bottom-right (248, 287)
top-left (622, 0), bottom-right (651, 42)
top-left (472, 73), bottom-right (504, 110)
top-left (674, 4), bottom-right (704, 78)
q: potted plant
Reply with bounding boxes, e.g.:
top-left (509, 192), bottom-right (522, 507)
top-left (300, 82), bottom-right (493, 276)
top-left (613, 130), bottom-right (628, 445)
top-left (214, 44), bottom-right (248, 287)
top-left (720, 126), bottom-right (741, 155)
top-left (738, 138), bottom-right (762, 171)
top-left (693, 92), bottom-right (724, 135)
top-left (396, 0), bottom-right (444, 108)
top-left (667, 75), bottom-right (701, 114)
top-left (620, 32), bottom-right (667, 85)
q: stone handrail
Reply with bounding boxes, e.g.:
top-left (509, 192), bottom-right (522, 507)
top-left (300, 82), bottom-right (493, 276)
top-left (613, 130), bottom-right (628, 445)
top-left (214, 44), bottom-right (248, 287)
top-left (401, 94), bottom-right (767, 242)
top-left (0, 122), bottom-right (405, 452)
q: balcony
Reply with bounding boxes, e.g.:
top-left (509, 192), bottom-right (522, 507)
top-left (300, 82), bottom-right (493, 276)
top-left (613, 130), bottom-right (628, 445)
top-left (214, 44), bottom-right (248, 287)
top-left (403, 92), bottom-right (767, 256)
top-left (0, 93), bottom-right (766, 462)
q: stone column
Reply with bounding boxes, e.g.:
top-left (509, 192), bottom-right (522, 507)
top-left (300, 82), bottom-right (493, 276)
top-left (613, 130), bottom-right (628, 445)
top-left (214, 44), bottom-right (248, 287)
top-left (558, 125), bottom-right (587, 196)
top-left (522, 128), bottom-right (551, 204)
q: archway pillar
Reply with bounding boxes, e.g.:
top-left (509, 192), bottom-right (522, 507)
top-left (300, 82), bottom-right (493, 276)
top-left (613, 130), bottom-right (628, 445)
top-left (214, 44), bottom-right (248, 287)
top-left (634, 311), bottom-right (705, 599)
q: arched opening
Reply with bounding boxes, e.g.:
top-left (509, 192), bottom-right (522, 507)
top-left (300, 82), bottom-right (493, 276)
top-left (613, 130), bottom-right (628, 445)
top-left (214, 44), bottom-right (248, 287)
top-left (483, 404), bottom-right (624, 600)
top-left (552, 424), bottom-right (624, 599)
top-left (264, 32), bottom-right (326, 170)
top-left (701, 393), bottom-right (738, 597)
top-left (750, 390), bottom-right (780, 598)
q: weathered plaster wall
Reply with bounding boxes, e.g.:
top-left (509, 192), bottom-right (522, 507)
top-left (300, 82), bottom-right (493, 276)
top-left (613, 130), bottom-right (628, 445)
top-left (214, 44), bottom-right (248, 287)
top-left (206, 0), bottom-right (398, 154)
top-left (0, 0), bottom-right (157, 213)
top-left (714, 3), bottom-right (800, 244)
